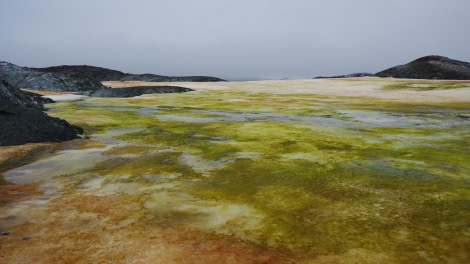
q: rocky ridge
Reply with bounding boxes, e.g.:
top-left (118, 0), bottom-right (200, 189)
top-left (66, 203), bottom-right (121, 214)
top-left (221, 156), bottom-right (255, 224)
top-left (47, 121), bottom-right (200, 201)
top-left (315, 56), bottom-right (470, 80)
top-left (40, 65), bottom-right (226, 82)
top-left (0, 62), bottom-right (212, 97)
top-left (314, 73), bottom-right (374, 79)
top-left (0, 61), bottom-right (106, 92)
top-left (375, 55), bottom-right (470, 79)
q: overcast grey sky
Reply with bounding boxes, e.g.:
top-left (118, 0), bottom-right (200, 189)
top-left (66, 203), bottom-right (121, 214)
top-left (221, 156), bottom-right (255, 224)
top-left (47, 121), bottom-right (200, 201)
top-left (2, 0), bottom-right (469, 80)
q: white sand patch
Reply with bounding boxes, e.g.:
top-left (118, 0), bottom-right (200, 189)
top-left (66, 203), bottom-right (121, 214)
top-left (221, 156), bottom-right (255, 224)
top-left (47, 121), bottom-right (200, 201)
top-left (44, 94), bottom-right (88, 101)
top-left (178, 152), bottom-right (232, 177)
top-left (103, 78), bottom-right (470, 103)
top-left (100, 181), bottom-right (177, 195)
top-left (79, 176), bottom-right (106, 190)
top-left (143, 190), bottom-right (264, 239)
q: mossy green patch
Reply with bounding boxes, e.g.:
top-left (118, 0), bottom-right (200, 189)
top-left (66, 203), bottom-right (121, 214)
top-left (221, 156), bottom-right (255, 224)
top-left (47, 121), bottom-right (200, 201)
top-left (383, 81), bottom-right (470, 91)
top-left (92, 152), bottom-right (199, 179)
top-left (103, 145), bottom-right (154, 156)
top-left (40, 83), bottom-right (470, 262)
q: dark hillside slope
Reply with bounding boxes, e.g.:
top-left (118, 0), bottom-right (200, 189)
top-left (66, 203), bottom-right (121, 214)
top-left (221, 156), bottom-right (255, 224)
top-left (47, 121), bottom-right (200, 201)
top-left (0, 61), bottom-right (106, 92)
top-left (0, 78), bottom-right (81, 146)
top-left (41, 65), bottom-right (227, 82)
top-left (0, 61), bottom-right (195, 97)
top-left (375, 55), bottom-right (470, 80)
top-left (0, 79), bottom-right (51, 109)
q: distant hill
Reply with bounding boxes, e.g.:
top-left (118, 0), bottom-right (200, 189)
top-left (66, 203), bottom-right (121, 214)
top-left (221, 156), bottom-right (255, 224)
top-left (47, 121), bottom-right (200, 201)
top-left (0, 61), bottom-right (224, 94)
top-left (0, 61), bottom-right (106, 92)
top-left (315, 56), bottom-right (470, 80)
top-left (314, 73), bottom-right (375, 79)
top-left (40, 65), bottom-right (227, 82)
top-left (0, 61), bottom-right (198, 96)
top-left (375, 55), bottom-right (470, 80)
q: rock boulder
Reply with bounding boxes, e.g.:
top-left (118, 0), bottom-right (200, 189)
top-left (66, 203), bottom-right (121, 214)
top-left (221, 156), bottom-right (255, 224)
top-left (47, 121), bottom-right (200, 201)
top-left (0, 78), bottom-right (81, 146)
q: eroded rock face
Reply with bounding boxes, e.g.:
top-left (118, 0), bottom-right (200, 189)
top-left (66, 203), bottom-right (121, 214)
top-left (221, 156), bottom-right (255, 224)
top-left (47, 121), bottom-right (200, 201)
top-left (0, 61), bottom-right (106, 92)
top-left (375, 55), bottom-right (470, 80)
top-left (0, 78), bottom-right (81, 146)
top-left (0, 79), bottom-right (51, 109)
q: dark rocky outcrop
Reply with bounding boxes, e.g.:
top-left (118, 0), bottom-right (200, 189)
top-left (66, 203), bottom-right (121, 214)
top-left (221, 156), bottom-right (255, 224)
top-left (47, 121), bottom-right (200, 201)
top-left (40, 65), bottom-right (227, 82)
top-left (81, 86), bottom-right (194, 97)
top-left (38, 65), bottom-right (125, 82)
top-left (375, 55), bottom-right (470, 80)
top-left (314, 73), bottom-right (374, 79)
top-left (313, 56), bottom-right (470, 80)
top-left (0, 78), bottom-right (81, 146)
top-left (1, 61), bottom-right (196, 98)
top-left (1, 61), bottom-right (223, 95)
top-left (0, 79), bottom-right (52, 109)
top-left (0, 61), bottom-right (107, 92)
top-left (119, 74), bottom-right (226, 82)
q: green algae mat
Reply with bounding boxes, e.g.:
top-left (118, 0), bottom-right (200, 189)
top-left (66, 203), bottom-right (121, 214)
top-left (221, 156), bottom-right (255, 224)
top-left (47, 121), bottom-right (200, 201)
top-left (1, 79), bottom-right (470, 263)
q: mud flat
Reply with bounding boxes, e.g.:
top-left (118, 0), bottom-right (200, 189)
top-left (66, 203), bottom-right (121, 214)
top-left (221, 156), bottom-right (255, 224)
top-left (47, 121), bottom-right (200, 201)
top-left (1, 78), bottom-right (470, 263)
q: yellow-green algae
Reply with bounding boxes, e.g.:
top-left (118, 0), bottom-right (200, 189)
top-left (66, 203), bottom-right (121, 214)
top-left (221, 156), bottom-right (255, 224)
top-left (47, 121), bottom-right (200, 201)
top-left (383, 80), bottom-right (470, 91)
top-left (2, 84), bottom-right (470, 263)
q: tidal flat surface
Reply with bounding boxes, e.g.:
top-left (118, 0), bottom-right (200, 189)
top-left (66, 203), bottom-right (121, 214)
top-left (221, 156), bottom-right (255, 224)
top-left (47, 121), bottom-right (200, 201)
top-left (1, 79), bottom-right (470, 263)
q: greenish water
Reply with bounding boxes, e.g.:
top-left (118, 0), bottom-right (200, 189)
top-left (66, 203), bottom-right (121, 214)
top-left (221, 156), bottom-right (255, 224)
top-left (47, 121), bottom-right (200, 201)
top-left (3, 89), bottom-right (470, 263)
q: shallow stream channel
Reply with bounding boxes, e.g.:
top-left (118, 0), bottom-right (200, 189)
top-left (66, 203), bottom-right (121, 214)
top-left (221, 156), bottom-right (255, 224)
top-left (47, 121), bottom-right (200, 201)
top-left (1, 86), bottom-right (470, 263)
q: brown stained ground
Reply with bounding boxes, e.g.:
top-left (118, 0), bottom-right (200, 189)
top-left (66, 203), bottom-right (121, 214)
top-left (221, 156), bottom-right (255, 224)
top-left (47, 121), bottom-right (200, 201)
top-left (0, 143), bottom-right (55, 172)
top-left (0, 140), bottom-right (294, 263)
top-left (0, 192), bottom-right (300, 264)
top-left (0, 182), bottom-right (42, 207)
top-left (0, 140), bottom-right (104, 207)
top-left (0, 135), bottom-right (399, 263)
top-left (1, 144), bottom-right (51, 207)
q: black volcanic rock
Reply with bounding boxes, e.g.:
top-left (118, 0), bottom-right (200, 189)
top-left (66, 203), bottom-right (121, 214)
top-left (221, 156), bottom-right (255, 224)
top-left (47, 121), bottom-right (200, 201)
top-left (82, 86), bottom-right (194, 97)
top-left (314, 73), bottom-right (374, 79)
top-left (0, 100), bottom-right (82, 146)
top-left (119, 74), bottom-right (226, 82)
top-left (0, 61), bottom-right (107, 92)
top-left (39, 65), bottom-right (126, 81)
top-left (40, 65), bottom-right (226, 82)
top-left (0, 78), bottom-right (81, 146)
top-left (0, 78), bottom-right (52, 109)
top-left (375, 55), bottom-right (470, 80)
